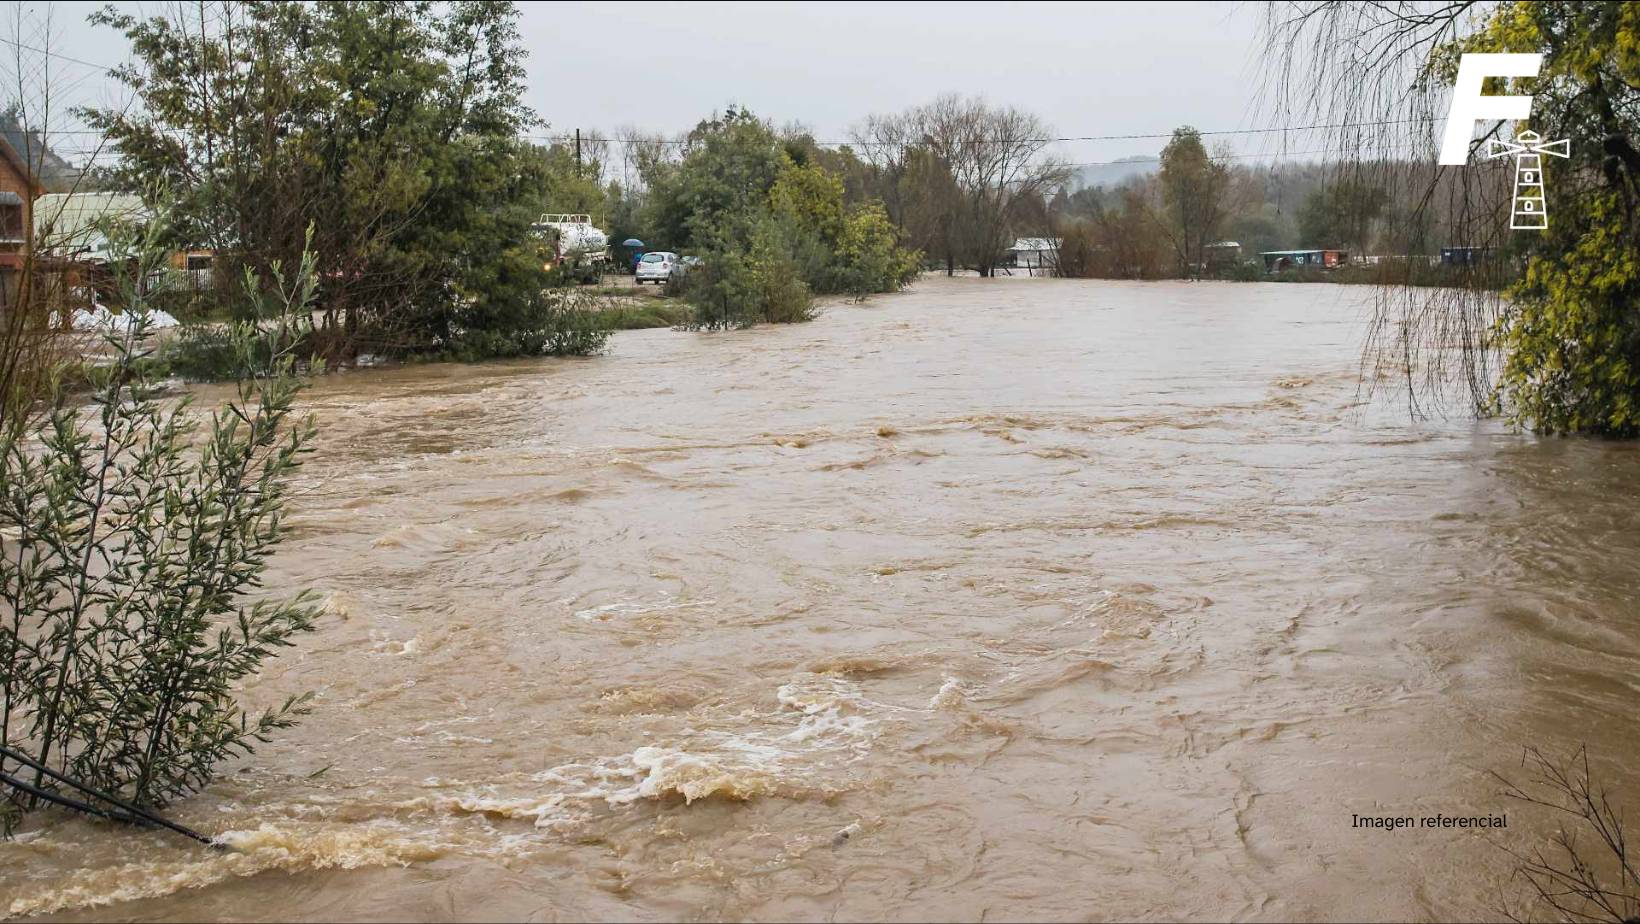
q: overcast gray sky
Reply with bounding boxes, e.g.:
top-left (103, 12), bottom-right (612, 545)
top-left (24, 1), bottom-right (1289, 166)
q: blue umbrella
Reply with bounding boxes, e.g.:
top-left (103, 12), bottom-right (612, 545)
top-left (622, 239), bottom-right (644, 247)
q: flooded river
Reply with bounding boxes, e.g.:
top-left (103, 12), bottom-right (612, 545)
top-left (5, 276), bottom-right (1639, 921)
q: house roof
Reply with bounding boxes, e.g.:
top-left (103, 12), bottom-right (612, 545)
top-left (0, 135), bottom-right (41, 198)
top-left (34, 192), bottom-right (149, 258)
top-left (1010, 237), bottom-right (1060, 252)
top-left (0, 110), bottom-right (79, 192)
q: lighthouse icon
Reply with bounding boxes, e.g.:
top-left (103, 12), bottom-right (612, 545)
top-left (1486, 130), bottom-right (1570, 230)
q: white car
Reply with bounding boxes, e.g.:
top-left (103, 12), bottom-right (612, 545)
top-left (635, 251), bottom-right (679, 284)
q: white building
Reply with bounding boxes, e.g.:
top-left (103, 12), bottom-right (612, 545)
top-left (1007, 237), bottom-right (1060, 275)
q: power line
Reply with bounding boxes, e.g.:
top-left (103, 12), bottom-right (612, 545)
top-left (1062, 146), bottom-right (1423, 169)
top-left (0, 35), bottom-right (117, 73)
top-left (0, 31), bottom-right (1447, 149)
top-left (38, 138), bottom-right (1430, 171)
top-left (30, 117), bottom-right (1440, 147)
top-left (0, 27), bottom-right (1445, 156)
top-left (529, 117), bottom-right (1439, 149)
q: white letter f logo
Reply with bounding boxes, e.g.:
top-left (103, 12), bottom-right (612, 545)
top-left (1439, 53), bottom-right (1544, 165)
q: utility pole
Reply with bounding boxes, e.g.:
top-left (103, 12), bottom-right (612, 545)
top-left (575, 129), bottom-right (582, 176)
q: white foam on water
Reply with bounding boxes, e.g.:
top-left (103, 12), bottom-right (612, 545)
top-left (3, 675), bottom-right (948, 917)
top-left (930, 676), bottom-right (968, 710)
top-left (571, 592), bottom-right (717, 622)
top-left (414, 676), bottom-right (888, 829)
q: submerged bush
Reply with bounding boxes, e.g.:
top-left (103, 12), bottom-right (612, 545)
top-left (160, 323), bottom-right (240, 381)
top-left (0, 240), bottom-right (322, 835)
top-left (598, 300), bottom-right (694, 330)
top-left (681, 220), bottom-right (814, 331)
top-left (827, 203), bottom-right (923, 298)
top-left (159, 266), bottom-right (323, 382)
top-left (436, 286), bottom-right (614, 361)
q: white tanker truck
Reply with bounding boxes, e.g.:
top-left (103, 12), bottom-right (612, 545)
top-left (532, 213), bottom-right (610, 284)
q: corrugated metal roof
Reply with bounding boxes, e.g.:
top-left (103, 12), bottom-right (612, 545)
top-left (1010, 237), bottom-right (1060, 252)
top-left (34, 193), bottom-right (149, 254)
top-left (33, 189), bottom-right (150, 259)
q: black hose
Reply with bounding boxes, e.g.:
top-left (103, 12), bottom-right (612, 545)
top-left (0, 743), bottom-right (221, 848)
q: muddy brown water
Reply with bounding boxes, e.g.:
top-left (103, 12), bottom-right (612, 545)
top-left (4, 276), bottom-right (1639, 922)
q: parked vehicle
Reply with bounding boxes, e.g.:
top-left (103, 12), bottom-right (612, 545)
top-left (533, 213), bottom-right (610, 284)
top-left (635, 251), bottom-right (679, 284)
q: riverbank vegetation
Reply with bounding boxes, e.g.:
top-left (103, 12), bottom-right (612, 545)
top-left (1261, 0), bottom-right (1640, 436)
top-left (13, 0), bottom-right (1638, 431)
top-left (0, 231), bottom-right (320, 837)
top-left (88, 2), bottom-right (608, 368)
top-left (640, 108), bottom-right (920, 330)
top-left (81, 3), bottom-right (922, 356)
top-left (1045, 142), bottom-right (1521, 283)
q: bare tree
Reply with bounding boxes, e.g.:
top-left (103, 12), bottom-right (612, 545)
top-left (850, 110), bottom-right (918, 235)
top-left (856, 95), bottom-right (1069, 276)
top-left (614, 125), bottom-right (676, 192)
top-left (922, 95), bottom-right (1070, 276)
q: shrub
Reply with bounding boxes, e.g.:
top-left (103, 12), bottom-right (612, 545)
top-left (598, 300), bottom-right (694, 330)
top-left (0, 240), bottom-right (322, 835)
top-left (436, 286), bottom-right (613, 361)
top-left (680, 247), bottom-right (758, 331)
top-left (645, 108), bottom-right (916, 326)
top-left (681, 219), bottom-right (814, 330)
top-left (1054, 223), bottom-right (1099, 279)
top-left (160, 323), bottom-right (241, 381)
top-left (826, 203), bottom-right (922, 298)
top-left (160, 265), bottom-right (323, 382)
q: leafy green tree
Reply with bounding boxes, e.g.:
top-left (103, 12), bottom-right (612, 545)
top-left (683, 215), bottom-right (814, 331)
top-left (1226, 207), bottom-right (1290, 259)
top-left (830, 203), bottom-right (922, 297)
top-left (1297, 178), bottom-right (1387, 252)
top-left (1451, 2), bottom-right (1640, 434)
top-left (527, 143), bottom-right (609, 224)
top-left (85, 1), bottom-right (565, 362)
top-left (770, 160), bottom-right (847, 242)
top-left (643, 107), bottom-right (789, 252)
top-left (1158, 127), bottom-right (1230, 277)
top-left (646, 107), bottom-right (918, 326)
